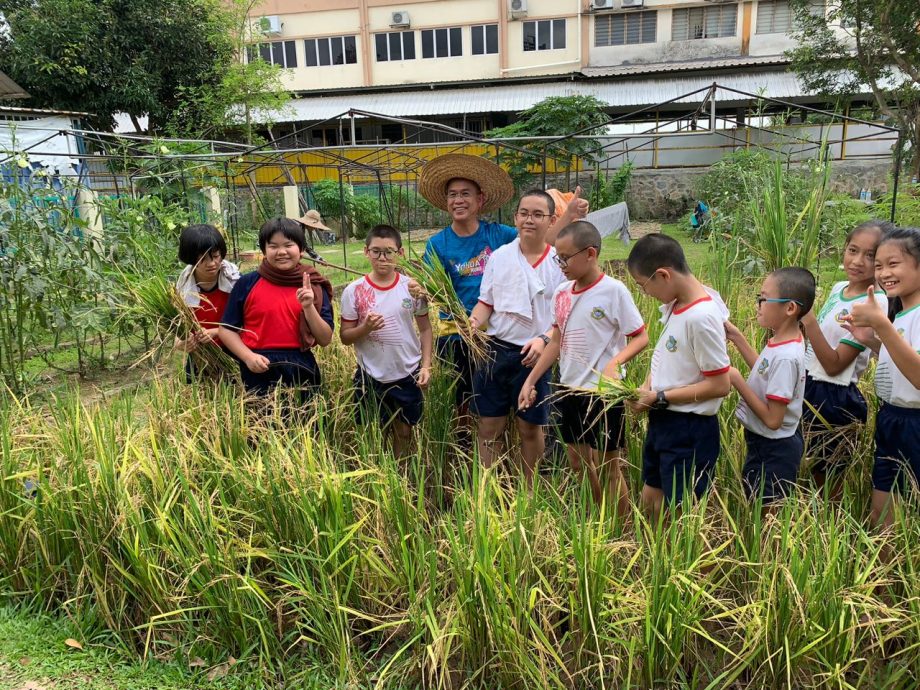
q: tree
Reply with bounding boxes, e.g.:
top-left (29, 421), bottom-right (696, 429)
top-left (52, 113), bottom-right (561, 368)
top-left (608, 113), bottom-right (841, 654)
top-left (484, 95), bottom-right (610, 188)
top-left (788, 0), bottom-right (920, 177)
top-left (0, 0), bottom-right (288, 138)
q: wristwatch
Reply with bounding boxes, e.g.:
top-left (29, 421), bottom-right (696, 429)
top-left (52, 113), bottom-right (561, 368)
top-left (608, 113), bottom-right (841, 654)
top-left (653, 390), bottom-right (669, 410)
top-left (538, 334), bottom-right (551, 345)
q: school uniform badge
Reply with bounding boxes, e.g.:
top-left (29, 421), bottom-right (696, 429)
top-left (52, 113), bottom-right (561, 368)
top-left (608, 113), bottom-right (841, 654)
top-left (402, 298), bottom-right (413, 310)
top-left (835, 309), bottom-right (849, 323)
top-left (757, 358), bottom-right (770, 376)
top-left (591, 307), bottom-right (605, 320)
top-left (665, 335), bottom-right (678, 352)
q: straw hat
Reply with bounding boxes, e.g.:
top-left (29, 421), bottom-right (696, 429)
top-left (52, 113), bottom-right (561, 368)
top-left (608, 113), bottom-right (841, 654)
top-left (296, 209), bottom-right (331, 231)
top-left (419, 153), bottom-right (514, 213)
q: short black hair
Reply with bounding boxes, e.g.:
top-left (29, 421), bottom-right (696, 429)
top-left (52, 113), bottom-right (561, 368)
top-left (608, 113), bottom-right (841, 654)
top-left (627, 233), bottom-right (691, 277)
top-left (366, 224), bottom-right (402, 248)
top-left (445, 177), bottom-right (481, 194)
top-left (258, 217), bottom-right (306, 252)
top-left (518, 189), bottom-right (555, 215)
top-left (178, 224), bottom-right (226, 265)
top-left (772, 266), bottom-right (816, 318)
top-left (846, 219), bottom-right (893, 245)
top-left (557, 220), bottom-right (601, 250)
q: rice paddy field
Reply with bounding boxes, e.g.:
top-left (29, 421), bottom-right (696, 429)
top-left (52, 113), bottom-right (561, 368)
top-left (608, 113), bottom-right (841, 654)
top-left (3, 225), bottom-right (920, 690)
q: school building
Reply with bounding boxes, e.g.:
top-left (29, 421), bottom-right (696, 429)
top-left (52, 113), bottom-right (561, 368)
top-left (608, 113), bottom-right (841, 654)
top-left (245, 0), bottom-right (850, 146)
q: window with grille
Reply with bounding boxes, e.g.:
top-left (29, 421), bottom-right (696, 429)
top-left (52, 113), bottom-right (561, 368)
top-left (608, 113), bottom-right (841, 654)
top-left (756, 0), bottom-right (792, 34)
top-left (523, 19), bottom-right (566, 51)
top-left (375, 31), bottom-right (415, 61)
top-left (246, 40), bottom-right (297, 68)
top-left (421, 27), bottom-right (463, 58)
top-left (471, 24), bottom-right (499, 55)
top-left (595, 11), bottom-right (657, 46)
top-left (671, 5), bottom-right (738, 40)
top-left (304, 36), bottom-right (358, 67)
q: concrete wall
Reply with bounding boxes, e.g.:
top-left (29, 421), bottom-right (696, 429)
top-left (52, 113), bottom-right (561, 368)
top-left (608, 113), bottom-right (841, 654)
top-left (626, 158), bottom-right (895, 220)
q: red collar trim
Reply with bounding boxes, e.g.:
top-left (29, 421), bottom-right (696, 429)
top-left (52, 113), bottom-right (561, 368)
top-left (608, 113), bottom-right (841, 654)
top-left (673, 295), bottom-right (712, 315)
top-left (767, 337), bottom-right (803, 347)
top-left (365, 274), bottom-right (400, 291)
top-left (531, 244), bottom-right (551, 268)
top-left (572, 273), bottom-right (604, 295)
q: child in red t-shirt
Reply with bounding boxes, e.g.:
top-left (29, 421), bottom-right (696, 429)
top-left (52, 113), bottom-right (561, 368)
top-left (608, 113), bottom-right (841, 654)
top-left (219, 218), bottom-right (334, 402)
top-left (175, 224), bottom-right (240, 378)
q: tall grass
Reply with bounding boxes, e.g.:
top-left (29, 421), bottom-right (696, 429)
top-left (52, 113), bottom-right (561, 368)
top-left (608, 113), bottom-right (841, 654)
top-left (1, 283), bottom-right (919, 688)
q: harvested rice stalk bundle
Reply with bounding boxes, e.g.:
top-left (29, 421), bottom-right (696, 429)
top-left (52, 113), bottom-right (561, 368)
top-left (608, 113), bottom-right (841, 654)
top-left (119, 273), bottom-right (239, 378)
top-left (548, 374), bottom-right (641, 408)
top-left (400, 254), bottom-right (489, 363)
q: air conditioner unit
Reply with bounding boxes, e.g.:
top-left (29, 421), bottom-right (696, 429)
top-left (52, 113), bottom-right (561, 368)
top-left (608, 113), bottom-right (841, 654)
top-left (258, 15), bottom-right (282, 36)
top-left (620, 0), bottom-right (645, 8)
top-left (390, 10), bottom-right (411, 27)
top-left (591, 0), bottom-right (616, 9)
top-left (508, 0), bottom-right (528, 18)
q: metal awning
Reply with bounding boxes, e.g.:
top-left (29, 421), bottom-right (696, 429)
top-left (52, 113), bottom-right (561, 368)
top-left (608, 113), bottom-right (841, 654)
top-left (280, 69), bottom-right (814, 124)
top-left (0, 70), bottom-right (29, 100)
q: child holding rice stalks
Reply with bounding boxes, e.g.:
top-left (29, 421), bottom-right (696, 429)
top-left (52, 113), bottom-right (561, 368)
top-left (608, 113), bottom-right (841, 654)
top-left (467, 190), bottom-right (566, 484)
top-left (800, 220), bottom-right (890, 500)
top-left (340, 225), bottom-right (432, 458)
top-left (218, 218), bottom-right (334, 404)
top-left (725, 267), bottom-right (815, 506)
top-left (626, 234), bottom-right (731, 516)
top-left (520, 221), bottom-right (648, 512)
top-left (174, 224), bottom-right (240, 380)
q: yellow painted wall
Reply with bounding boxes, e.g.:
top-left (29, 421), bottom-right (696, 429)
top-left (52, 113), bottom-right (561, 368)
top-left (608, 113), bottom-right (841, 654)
top-left (235, 143), bottom-right (583, 186)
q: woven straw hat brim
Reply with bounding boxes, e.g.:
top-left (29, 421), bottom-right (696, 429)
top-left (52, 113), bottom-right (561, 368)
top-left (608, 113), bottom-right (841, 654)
top-left (419, 154), bottom-right (515, 213)
top-left (297, 214), bottom-right (332, 232)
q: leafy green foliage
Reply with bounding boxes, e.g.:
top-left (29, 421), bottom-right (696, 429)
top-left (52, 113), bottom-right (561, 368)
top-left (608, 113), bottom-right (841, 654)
top-left (589, 162), bottom-right (633, 210)
top-left (485, 95), bottom-right (610, 188)
top-left (0, 0), bottom-right (287, 137)
top-left (788, 0), bottom-right (920, 177)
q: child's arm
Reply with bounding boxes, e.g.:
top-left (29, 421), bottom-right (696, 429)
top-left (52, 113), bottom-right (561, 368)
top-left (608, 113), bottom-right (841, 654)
top-left (416, 312), bottom-right (433, 389)
top-left (801, 310), bottom-right (861, 375)
top-left (340, 314), bottom-right (385, 345)
top-left (601, 328), bottom-right (649, 379)
top-left (218, 327), bottom-right (269, 373)
top-left (724, 320), bottom-right (759, 368)
top-left (518, 326), bottom-right (562, 410)
top-left (851, 289), bottom-right (920, 389)
top-left (729, 366), bottom-right (787, 431)
top-left (546, 186), bottom-right (588, 245)
top-left (469, 301), bottom-right (492, 331)
top-left (298, 275), bottom-right (333, 347)
top-left (632, 372), bottom-right (731, 412)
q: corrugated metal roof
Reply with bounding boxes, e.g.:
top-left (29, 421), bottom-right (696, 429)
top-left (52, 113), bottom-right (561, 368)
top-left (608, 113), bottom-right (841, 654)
top-left (281, 71), bottom-right (812, 123)
top-left (0, 70), bottom-right (29, 100)
top-left (580, 55), bottom-right (790, 78)
top-left (0, 105), bottom-right (89, 116)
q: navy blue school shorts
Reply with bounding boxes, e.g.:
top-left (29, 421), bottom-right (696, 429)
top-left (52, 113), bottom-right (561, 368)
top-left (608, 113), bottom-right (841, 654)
top-left (743, 429), bottom-right (804, 503)
top-left (556, 392), bottom-right (625, 452)
top-left (643, 409), bottom-right (720, 504)
top-left (437, 336), bottom-right (475, 409)
top-left (239, 348), bottom-right (320, 403)
top-left (872, 404), bottom-right (920, 493)
top-left (353, 367), bottom-right (424, 427)
top-left (802, 375), bottom-right (868, 474)
top-left (471, 337), bottom-right (550, 425)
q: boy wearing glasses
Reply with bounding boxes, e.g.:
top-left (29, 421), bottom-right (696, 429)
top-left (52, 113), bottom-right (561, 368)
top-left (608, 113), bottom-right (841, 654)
top-left (724, 268), bottom-right (815, 504)
top-left (468, 190), bottom-right (567, 483)
top-left (625, 233), bottom-right (731, 516)
top-left (340, 225), bottom-right (433, 457)
top-left (520, 221), bottom-right (648, 512)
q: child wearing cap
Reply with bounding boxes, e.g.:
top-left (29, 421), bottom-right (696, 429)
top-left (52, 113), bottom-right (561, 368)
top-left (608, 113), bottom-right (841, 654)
top-left (626, 233), bottom-right (731, 516)
top-left (520, 221), bottom-right (648, 512)
top-left (725, 268), bottom-right (815, 505)
top-left (340, 225), bottom-right (433, 457)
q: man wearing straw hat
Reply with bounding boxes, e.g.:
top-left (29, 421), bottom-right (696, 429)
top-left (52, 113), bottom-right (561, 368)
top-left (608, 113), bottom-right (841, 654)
top-left (295, 209), bottom-right (334, 242)
top-left (417, 152), bottom-right (587, 419)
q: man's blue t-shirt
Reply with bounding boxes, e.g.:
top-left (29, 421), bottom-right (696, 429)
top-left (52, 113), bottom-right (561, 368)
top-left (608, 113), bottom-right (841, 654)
top-left (423, 221), bottom-right (517, 326)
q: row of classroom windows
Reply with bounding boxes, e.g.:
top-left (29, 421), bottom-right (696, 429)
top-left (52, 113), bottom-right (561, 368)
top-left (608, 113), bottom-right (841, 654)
top-left (245, 1), bottom-right (800, 69)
